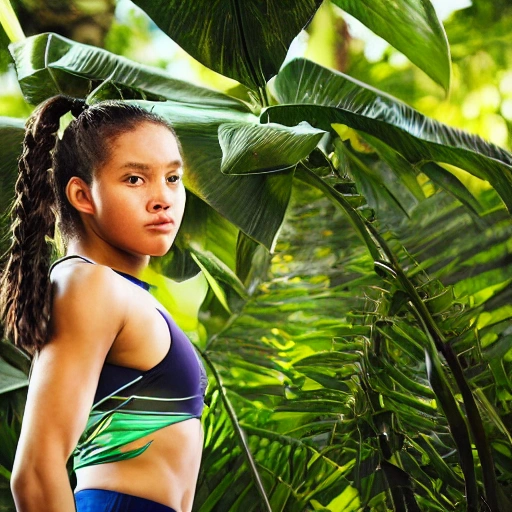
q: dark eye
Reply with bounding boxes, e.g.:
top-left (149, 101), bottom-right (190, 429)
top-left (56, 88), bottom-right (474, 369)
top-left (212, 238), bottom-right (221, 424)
top-left (167, 175), bottom-right (181, 183)
top-left (127, 176), bottom-right (142, 185)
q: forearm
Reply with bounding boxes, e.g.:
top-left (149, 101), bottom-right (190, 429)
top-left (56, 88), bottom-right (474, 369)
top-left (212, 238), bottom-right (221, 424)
top-left (11, 464), bottom-right (76, 512)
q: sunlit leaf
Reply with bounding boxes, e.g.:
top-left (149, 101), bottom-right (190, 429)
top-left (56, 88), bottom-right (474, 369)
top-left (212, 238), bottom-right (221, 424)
top-left (141, 266), bottom-right (208, 341)
top-left (332, 0), bottom-right (451, 91)
top-left (0, 0), bottom-right (25, 43)
top-left (10, 33), bottom-right (249, 110)
top-left (268, 58), bottom-right (512, 213)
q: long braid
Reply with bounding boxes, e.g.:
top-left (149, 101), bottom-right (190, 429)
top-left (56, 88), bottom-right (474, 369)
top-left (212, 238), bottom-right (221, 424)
top-left (0, 96), bottom-right (74, 355)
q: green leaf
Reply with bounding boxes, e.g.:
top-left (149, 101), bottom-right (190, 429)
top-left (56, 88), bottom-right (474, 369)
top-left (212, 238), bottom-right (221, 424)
top-left (295, 165), bottom-right (383, 261)
top-left (173, 192), bottom-right (240, 276)
top-left (0, 357), bottom-right (27, 395)
top-left (359, 133), bottom-right (426, 203)
top-left (219, 121), bottom-right (325, 175)
top-left (9, 32), bottom-right (249, 111)
top-left (190, 252), bottom-right (231, 314)
top-left (420, 162), bottom-right (484, 215)
top-left (332, 0), bottom-right (451, 91)
top-left (131, 0), bottom-right (323, 93)
top-left (333, 139), bottom-right (412, 219)
top-left (268, 58), bottom-right (512, 213)
top-left (140, 267), bottom-right (209, 341)
top-left (0, 117), bottom-right (24, 224)
top-left (424, 346), bottom-right (479, 511)
top-left (189, 244), bottom-right (248, 301)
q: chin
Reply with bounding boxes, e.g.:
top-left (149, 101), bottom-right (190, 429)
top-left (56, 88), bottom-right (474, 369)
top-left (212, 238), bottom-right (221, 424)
top-left (147, 243), bottom-right (174, 257)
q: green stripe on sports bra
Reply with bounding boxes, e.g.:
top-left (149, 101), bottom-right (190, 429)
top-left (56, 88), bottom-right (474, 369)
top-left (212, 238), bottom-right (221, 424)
top-left (74, 410), bottom-right (195, 469)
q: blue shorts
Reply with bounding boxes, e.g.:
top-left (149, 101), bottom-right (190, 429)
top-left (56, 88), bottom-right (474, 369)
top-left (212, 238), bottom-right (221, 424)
top-left (74, 489), bottom-right (177, 512)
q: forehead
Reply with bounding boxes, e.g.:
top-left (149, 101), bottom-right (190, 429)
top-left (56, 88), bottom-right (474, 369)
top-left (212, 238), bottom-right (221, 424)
top-left (107, 122), bottom-right (182, 166)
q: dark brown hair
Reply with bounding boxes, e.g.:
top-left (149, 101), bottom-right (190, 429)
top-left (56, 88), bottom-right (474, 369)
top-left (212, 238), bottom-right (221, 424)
top-left (0, 95), bottom-right (179, 356)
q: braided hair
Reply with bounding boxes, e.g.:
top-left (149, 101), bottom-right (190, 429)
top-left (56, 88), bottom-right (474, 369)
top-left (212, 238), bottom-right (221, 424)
top-left (0, 95), bottom-right (180, 356)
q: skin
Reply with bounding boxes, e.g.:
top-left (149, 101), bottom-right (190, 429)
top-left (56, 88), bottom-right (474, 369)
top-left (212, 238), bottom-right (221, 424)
top-left (10, 122), bottom-right (202, 512)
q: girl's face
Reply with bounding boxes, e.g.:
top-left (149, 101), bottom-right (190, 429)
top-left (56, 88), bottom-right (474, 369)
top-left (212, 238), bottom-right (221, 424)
top-left (85, 122), bottom-right (186, 260)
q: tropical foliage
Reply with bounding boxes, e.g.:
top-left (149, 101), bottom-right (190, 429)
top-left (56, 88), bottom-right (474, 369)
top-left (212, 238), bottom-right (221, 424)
top-left (1, 0), bottom-right (512, 511)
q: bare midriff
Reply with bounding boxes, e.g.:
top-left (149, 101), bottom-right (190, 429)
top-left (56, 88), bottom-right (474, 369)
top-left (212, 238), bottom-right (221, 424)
top-left (74, 418), bottom-right (203, 512)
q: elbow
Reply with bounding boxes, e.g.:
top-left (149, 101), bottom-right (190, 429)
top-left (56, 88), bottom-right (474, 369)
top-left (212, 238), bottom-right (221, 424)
top-left (9, 457), bottom-right (75, 511)
top-left (9, 442), bottom-right (73, 507)
top-left (10, 463), bottom-right (25, 493)
top-left (10, 468), bottom-right (29, 506)
top-left (10, 458), bottom-right (66, 501)
top-left (10, 464), bottom-right (36, 499)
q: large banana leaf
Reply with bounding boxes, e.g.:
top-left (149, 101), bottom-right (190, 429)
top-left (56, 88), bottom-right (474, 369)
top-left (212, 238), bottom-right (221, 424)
top-left (9, 33), bottom-right (250, 111)
top-left (266, 58), bottom-right (512, 213)
top-left (131, 0), bottom-right (323, 94)
top-left (332, 0), bottom-right (451, 91)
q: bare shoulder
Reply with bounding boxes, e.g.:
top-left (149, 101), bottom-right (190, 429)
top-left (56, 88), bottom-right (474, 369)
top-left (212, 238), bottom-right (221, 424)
top-left (51, 258), bottom-right (123, 307)
top-left (50, 259), bottom-right (126, 338)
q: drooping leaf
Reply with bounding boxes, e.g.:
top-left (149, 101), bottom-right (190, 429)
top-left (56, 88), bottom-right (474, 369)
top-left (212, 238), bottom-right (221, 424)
top-left (332, 0), bottom-right (451, 91)
top-left (173, 192), bottom-right (240, 276)
top-left (420, 162), bottom-right (484, 216)
top-left (9, 32), bottom-right (250, 111)
top-left (190, 253), bottom-right (231, 315)
top-left (268, 58), bottom-right (512, 213)
top-left (131, 0), bottom-right (323, 92)
top-left (188, 244), bottom-right (248, 301)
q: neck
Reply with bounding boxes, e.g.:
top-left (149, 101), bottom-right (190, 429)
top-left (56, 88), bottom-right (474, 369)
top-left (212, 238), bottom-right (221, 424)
top-left (66, 239), bottom-right (150, 277)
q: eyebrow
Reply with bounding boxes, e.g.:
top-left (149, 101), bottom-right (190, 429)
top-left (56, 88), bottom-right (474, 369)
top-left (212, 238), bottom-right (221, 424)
top-left (120, 160), bottom-right (183, 171)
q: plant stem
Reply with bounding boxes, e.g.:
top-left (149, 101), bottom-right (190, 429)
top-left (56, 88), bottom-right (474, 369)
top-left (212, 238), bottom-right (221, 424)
top-left (202, 352), bottom-right (273, 512)
top-left (0, 0), bottom-right (24, 42)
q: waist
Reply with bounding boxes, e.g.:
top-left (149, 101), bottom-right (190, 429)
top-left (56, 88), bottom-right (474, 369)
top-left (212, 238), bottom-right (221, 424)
top-left (75, 419), bottom-right (203, 511)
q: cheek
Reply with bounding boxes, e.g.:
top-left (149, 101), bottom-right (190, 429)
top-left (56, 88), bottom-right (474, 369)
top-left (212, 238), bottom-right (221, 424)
top-left (92, 188), bottom-right (130, 222)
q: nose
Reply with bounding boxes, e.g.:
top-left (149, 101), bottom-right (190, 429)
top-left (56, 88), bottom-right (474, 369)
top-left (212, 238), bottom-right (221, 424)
top-left (147, 181), bottom-right (172, 211)
top-left (150, 201), bottom-right (170, 211)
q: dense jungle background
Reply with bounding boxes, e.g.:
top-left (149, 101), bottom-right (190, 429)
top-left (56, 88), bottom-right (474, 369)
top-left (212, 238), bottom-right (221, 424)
top-left (0, 0), bottom-right (512, 510)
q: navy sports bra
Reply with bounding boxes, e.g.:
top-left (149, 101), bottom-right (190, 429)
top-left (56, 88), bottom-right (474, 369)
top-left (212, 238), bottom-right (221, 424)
top-left (49, 255), bottom-right (208, 470)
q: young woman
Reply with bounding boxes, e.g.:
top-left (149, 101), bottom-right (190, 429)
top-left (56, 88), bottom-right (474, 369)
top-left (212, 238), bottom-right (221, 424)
top-left (0, 95), bottom-right (207, 512)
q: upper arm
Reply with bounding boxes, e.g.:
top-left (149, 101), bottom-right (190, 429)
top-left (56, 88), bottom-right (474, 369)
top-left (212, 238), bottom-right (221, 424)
top-left (13, 265), bottom-right (125, 473)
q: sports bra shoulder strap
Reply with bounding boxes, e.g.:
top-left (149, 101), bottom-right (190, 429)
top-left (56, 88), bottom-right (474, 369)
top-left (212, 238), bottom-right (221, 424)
top-left (49, 254), bottom-right (96, 274)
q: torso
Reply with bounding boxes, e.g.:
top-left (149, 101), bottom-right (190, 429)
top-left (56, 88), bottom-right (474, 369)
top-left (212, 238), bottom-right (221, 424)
top-left (51, 257), bottom-right (204, 512)
top-left (74, 420), bottom-right (203, 512)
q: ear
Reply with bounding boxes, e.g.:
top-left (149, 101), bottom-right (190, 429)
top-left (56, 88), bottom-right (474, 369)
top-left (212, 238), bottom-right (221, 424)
top-left (66, 177), bottom-right (95, 215)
